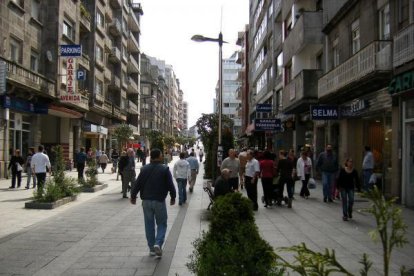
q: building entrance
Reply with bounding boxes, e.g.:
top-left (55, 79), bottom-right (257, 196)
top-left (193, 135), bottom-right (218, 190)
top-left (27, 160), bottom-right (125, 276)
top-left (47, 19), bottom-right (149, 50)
top-left (404, 124), bottom-right (414, 208)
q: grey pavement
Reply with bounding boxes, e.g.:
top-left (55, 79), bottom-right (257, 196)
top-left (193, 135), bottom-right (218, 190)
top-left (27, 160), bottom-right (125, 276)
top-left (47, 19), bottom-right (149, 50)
top-left (0, 159), bottom-right (413, 275)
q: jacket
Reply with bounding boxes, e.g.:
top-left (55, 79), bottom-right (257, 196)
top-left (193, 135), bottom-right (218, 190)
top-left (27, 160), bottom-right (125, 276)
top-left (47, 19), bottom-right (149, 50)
top-left (131, 162), bottom-right (176, 201)
top-left (296, 157), bottom-right (313, 181)
top-left (173, 159), bottom-right (190, 179)
top-left (316, 151), bottom-right (338, 173)
top-left (8, 155), bottom-right (25, 173)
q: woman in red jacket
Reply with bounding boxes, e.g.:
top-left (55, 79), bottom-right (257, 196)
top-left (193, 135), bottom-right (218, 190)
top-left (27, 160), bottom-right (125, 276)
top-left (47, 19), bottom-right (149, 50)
top-left (260, 151), bottom-right (275, 207)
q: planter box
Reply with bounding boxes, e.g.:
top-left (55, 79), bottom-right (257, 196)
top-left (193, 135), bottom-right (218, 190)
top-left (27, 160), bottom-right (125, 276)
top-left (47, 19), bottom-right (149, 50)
top-left (25, 195), bottom-right (77, 210)
top-left (81, 183), bottom-right (108, 193)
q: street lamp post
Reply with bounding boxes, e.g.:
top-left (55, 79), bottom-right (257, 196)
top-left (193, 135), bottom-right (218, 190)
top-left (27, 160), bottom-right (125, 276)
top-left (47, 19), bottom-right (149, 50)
top-left (191, 33), bottom-right (226, 168)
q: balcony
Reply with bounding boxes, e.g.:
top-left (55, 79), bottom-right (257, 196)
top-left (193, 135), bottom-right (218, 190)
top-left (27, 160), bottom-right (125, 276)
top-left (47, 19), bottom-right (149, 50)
top-left (108, 18), bottom-right (122, 37)
top-left (78, 94), bottom-right (89, 111)
top-left (282, 69), bottom-right (322, 113)
top-left (128, 100), bottom-right (139, 114)
top-left (127, 77), bottom-right (138, 94)
top-left (105, 7), bottom-right (113, 23)
top-left (95, 92), bottom-right (104, 103)
top-left (103, 100), bottom-right (112, 114)
top-left (104, 67), bottom-right (111, 82)
top-left (128, 10), bottom-right (140, 33)
top-left (109, 75), bottom-right (121, 90)
top-left (132, 3), bottom-right (143, 14)
top-left (318, 41), bottom-right (392, 100)
top-left (128, 32), bottom-right (140, 53)
top-left (113, 105), bottom-right (126, 120)
top-left (109, 0), bottom-right (121, 9)
top-left (394, 23), bottom-right (414, 68)
top-left (108, 47), bottom-right (121, 63)
top-left (104, 36), bottom-right (112, 53)
top-left (79, 11), bottom-right (91, 32)
top-left (283, 11), bottom-right (323, 65)
top-left (127, 55), bottom-right (139, 73)
top-left (78, 53), bottom-right (90, 70)
top-left (3, 58), bottom-right (55, 98)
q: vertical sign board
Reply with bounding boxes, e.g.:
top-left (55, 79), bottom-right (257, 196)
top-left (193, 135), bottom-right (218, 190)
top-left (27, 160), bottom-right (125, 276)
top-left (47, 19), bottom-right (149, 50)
top-left (0, 60), bottom-right (6, 94)
top-left (59, 45), bottom-right (82, 104)
top-left (310, 105), bottom-right (339, 120)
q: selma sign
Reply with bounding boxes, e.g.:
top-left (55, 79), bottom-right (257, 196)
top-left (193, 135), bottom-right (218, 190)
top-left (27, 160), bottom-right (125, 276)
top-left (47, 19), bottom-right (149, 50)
top-left (310, 105), bottom-right (339, 120)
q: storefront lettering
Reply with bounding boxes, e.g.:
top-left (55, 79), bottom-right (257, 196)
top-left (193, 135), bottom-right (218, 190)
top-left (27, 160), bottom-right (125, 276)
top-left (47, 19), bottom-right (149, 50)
top-left (312, 109), bottom-right (338, 117)
top-left (389, 71), bottom-right (414, 95)
top-left (310, 105), bottom-right (339, 120)
top-left (350, 99), bottom-right (368, 113)
top-left (67, 58), bottom-right (75, 95)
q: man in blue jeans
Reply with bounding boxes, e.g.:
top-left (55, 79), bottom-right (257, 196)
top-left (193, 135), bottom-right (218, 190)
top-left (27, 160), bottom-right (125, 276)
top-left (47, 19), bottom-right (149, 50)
top-left (130, 148), bottom-right (176, 258)
top-left (316, 144), bottom-right (339, 203)
top-left (173, 152), bottom-right (191, 205)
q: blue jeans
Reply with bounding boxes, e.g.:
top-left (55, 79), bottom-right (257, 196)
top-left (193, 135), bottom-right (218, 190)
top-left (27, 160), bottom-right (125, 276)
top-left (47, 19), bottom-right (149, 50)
top-left (176, 178), bottom-right (187, 204)
top-left (26, 168), bottom-right (36, 187)
top-left (142, 200), bottom-right (168, 250)
top-left (340, 189), bottom-right (354, 217)
top-left (363, 169), bottom-right (373, 191)
top-left (322, 172), bottom-right (335, 199)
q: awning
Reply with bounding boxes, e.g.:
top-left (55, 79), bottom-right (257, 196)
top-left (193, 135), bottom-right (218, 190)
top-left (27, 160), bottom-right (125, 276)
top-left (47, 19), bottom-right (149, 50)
top-left (48, 104), bottom-right (83, 119)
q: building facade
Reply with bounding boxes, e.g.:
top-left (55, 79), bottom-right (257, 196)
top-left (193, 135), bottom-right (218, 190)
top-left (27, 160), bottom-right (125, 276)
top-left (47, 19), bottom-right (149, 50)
top-left (0, 0), bottom-right (143, 178)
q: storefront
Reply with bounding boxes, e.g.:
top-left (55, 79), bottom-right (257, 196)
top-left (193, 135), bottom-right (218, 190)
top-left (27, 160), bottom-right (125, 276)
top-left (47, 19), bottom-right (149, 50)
top-left (402, 100), bottom-right (414, 208)
top-left (83, 122), bottom-right (108, 153)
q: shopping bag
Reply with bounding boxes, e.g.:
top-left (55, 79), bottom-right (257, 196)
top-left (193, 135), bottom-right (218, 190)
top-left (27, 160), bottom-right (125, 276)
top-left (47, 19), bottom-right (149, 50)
top-left (308, 178), bottom-right (316, 189)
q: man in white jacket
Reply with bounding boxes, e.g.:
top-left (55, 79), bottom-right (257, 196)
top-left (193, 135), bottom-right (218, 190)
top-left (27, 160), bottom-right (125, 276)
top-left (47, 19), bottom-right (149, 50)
top-left (173, 152), bottom-right (191, 205)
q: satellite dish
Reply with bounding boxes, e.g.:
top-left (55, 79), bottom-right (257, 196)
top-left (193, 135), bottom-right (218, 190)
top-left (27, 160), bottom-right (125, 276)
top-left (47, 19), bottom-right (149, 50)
top-left (46, 50), bottom-right (53, 62)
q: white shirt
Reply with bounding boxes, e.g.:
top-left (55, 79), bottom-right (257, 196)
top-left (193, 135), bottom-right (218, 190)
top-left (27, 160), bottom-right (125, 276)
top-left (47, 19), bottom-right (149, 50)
top-left (245, 158), bottom-right (260, 177)
top-left (31, 152), bottom-right (51, 173)
top-left (296, 157), bottom-right (313, 181)
top-left (173, 159), bottom-right (190, 179)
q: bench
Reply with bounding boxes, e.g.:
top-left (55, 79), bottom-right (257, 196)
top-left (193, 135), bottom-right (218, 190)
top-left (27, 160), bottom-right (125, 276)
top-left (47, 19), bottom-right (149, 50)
top-left (203, 181), bottom-right (215, 210)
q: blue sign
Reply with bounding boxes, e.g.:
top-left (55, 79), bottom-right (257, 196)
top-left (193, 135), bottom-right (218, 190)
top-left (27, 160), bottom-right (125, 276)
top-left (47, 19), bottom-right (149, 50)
top-left (77, 69), bottom-right (86, 80)
top-left (2, 96), bottom-right (48, 114)
top-left (256, 104), bottom-right (272, 112)
top-left (60, 45), bottom-right (82, 57)
top-left (310, 105), bottom-right (339, 120)
top-left (255, 119), bottom-right (282, 131)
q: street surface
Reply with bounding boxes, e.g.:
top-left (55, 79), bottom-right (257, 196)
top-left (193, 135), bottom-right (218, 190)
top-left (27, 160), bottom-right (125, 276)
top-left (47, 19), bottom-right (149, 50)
top-left (0, 157), bottom-right (413, 275)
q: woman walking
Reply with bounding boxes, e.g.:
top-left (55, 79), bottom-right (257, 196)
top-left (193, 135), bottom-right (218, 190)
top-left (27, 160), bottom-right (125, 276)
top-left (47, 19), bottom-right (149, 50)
top-left (8, 149), bottom-right (25, 188)
top-left (276, 150), bottom-right (294, 208)
top-left (259, 151), bottom-right (275, 207)
top-left (337, 158), bottom-right (360, 221)
top-left (99, 151), bottom-right (109, 173)
top-left (25, 147), bottom-right (36, 189)
top-left (296, 150), bottom-right (313, 199)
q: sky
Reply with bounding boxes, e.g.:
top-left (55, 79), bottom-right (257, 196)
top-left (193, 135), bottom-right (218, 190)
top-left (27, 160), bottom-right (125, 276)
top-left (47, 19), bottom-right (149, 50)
top-left (139, 0), bottom-right (249, 127)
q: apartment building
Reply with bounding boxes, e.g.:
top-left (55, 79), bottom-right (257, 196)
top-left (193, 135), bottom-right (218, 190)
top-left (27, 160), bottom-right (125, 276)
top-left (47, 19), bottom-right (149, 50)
top-left (139, 54), bottom-right (181, 146)
top-left (0, 0), bottom-right (143, 177)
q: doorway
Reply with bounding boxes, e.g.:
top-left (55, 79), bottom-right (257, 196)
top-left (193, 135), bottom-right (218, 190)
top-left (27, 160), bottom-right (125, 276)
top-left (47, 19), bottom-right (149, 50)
top-left (404, 124), bottom-right (414, 208)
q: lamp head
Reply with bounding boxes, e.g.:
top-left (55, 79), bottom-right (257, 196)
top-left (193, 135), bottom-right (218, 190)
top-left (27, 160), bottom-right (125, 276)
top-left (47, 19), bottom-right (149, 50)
top-left (191, 35), bottom-right (206, 42)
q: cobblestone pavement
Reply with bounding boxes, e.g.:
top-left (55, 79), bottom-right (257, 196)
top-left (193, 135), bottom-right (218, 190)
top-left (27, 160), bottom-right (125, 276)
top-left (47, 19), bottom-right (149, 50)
top-left (0, 158), bottom-right (413, 275)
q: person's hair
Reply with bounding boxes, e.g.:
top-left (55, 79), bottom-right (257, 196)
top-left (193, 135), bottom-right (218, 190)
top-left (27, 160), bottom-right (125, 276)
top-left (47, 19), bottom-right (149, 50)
top-left (179, 152), bottom-right (186, 159)
top-left (263, 151), bottom-right (272, 159)
top-left (15, 149), bottom-right (20, 154)
top-left (80, 147), bottom-right (85, 152)
top-left (344, 158), bottom-right (353, 167)
top-left (190, 152), bottom-right (195, 157)
top-left (38, 145), bottom-right (44, 152)
top-left (151, 148), bottom-right (162, 160)
top-left (365, 146), bottom-right (371, 151)
top-left (279, 150), bottom-right (286, 157)
top-left (121, 151), bottom-right (127, 156)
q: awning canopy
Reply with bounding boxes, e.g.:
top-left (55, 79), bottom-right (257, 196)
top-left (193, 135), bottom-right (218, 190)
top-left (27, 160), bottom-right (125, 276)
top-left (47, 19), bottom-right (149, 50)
top-left (48, 104), bottom-right (83, 119)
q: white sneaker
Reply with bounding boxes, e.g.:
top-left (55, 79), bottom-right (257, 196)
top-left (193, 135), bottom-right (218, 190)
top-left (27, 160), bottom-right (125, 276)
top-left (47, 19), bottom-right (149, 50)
top-left (153, 245), bottom-right (162, 257)
top-left (149, 250), bottom-right (156, 256)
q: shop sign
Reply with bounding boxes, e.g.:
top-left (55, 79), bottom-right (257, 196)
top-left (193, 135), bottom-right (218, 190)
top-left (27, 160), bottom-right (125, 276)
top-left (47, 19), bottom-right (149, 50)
top-left (389, 70), bottom-right (414, 96)
top-left (310, 105), bottom-right (339, 120)
top-left (1, 96), bottom-right (48, 114)
top-left (255, 119), bottom-right (282, 131)
top-left (60, 58), bottom-right (81, 104)
top-left (350, 99), bottom-right (369, 113)
top-left (0, 60), bottom-right (6, 94)
top-left (256, 103), bottom-right (272, 112)
top-left (60, 45), bottom-right (82, 57)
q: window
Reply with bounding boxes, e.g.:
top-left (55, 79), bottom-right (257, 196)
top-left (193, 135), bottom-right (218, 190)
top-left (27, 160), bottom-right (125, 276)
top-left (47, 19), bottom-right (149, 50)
top-left (316, 52), bottom-right (323, 70)
top-left (284, 62), bottom-right (292, 85)
top-left (379, 4), bottom-right (390, 40)
top-left (351, 19), bottom-right (360, 54)
top-left (63, 20), bottom-right (74, 40)
top-left (96, 45), bottom-right (103, 63)
top-left (142, 86), bottom-right (150, 96)
top-left (332, 37), bottom-right (340, 67)
top-left (276, 52), bottom-right (283, 78)
top-left (9, 37), bottom-right (22, 64)
top-left (95, 78), bottom-right (103, 95)
top-left (11, 0), bottom-right (24, 8)
top-left (96, 10), bottom-right (104, 28)
top-left (31, 0), bottom-right (40, 21)
top-left (284, 11), bottom-right (292, 39)
top-left (30, 50), bottom-right (39, 72)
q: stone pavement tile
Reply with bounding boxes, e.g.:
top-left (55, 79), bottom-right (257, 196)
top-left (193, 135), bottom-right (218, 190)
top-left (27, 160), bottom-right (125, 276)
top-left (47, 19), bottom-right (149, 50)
top-left (99, 268), bottom-right (137, 276)
top-left (168, 267), bottom-right (192, 276)
top-left (62, 268), bottom-right (102, 275)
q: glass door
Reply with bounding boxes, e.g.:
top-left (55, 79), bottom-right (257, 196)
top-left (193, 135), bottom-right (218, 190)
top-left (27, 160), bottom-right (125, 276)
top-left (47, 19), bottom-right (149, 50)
top-left (405, 124), bottom-right (414, 208)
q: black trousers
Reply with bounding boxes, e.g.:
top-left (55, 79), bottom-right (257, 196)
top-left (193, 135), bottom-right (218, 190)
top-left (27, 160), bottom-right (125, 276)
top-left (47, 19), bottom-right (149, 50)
top-left (35, 173), bottom-right (46, 189)
top-left (261, 177), bottom-right (273, 205)
top-left (77, 163), bottom-right (85, 180)
top-left (245, 176), bottom-right (258, 210)
top-left (11, 171), bottom-right (22, 188)
top-left (228, 177), bottom-right (239, 190)
top-left (300, 174), bottom-right (310, 197)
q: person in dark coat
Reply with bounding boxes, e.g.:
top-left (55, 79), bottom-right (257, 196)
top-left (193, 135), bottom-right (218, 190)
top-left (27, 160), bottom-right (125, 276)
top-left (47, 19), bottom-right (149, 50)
top-left (8, 149), bottom-right (25, 188)
top-left (337, 158), bottom-right (360, 221)
top-left (213, 168), bottom-right (232, 198)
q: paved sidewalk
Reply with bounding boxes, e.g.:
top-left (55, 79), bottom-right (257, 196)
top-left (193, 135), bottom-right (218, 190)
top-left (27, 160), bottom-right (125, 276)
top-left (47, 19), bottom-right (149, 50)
top-left (0, 159), bottom-right (413, 275)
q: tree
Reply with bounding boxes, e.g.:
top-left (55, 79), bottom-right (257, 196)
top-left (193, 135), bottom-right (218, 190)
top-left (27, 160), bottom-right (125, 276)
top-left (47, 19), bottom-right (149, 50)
top-left (196, 113), bottom-right (234, 179)
top-left (147, 130), bottom-right (164, 151)
top-left (164, 134), bottom-right (175, 151)
top-left (113, 124), bottom-right (133, 150)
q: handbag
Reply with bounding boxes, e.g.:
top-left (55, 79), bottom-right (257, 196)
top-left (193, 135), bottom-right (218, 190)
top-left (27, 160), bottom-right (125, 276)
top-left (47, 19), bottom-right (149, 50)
top-left (308, 178), bottom-right (316, 189)
top-left (272, 174), bottom-right (280, 185)
top-left (16, 162), bottom-right (23, 172)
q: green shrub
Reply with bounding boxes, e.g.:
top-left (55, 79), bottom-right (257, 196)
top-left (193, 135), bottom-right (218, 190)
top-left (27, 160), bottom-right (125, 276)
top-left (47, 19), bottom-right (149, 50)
top-left (84, 153), bottom-right (99, 188)
top-left (187, 193), bottom-right (278, 275)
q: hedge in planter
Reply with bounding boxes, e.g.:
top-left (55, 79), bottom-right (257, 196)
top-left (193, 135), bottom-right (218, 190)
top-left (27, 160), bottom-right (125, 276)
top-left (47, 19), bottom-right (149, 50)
top-left (187, 192), bottom-right (279, 275)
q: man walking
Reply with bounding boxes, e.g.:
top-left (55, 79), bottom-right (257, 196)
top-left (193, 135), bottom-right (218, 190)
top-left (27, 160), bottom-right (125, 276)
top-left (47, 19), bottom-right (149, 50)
top-left (245, 150), bottom-right (260, 211)
top-left (316, 144), bottom-right (339, 203)
top-left (120, 148), bottom-right (136, 199)
top-left (221, 149), bottom-right (241, 191)
top-left (186, 152), bottom-right (199, 193)
top-left (362, 146), bottom-right (375, 191)
top-left (31, 145), bottom-right (51, 189)
top-left (173, 152), bottom-right (190, 205)
top-left (130, 149), bottom-right (176, 258)
top-left (76, 147), bottom-right (87, 181)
